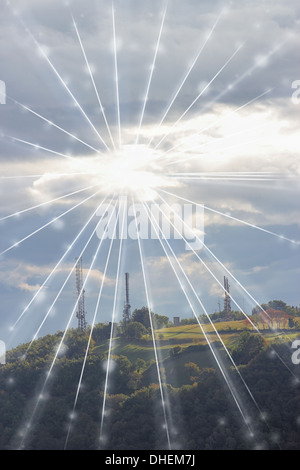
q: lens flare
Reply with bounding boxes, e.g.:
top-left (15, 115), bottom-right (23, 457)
top-left (62, 145), bottom-right (176, 201)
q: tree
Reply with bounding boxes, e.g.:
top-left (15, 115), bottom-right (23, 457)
top-left (263, 308), bottom-right (289, 329)
top-left (268, 300), bottom-right (288, 312)
top-left (92, 323), bottom-right (112, 342)
top-left (124, 321), bottom-right (147, 340)
top-left (251, 300), bottom-right (295, 329)
top-left (64, 330), bottom-right (92, 358)
top-left (132, 307), bottom-right (169, 330)
top-left (132, 307), bottom-right (151, 329)
top-left (181, 318), bottom-right (198, 325)
top-left (152, 314), bottom-right (169, 329)
top-left (134, 358), bottom-right (147, 374)
top-left (169, 346), bottom-right (182, 357)
top-left (184, 362), bottom-right (200, 382)
top-left (231, 331), bottom-right (265, 365)
top-left (289, 317), bottom-right (295, 328)
top-left (252, 300), bottom-right (288, 317)
top-left (116, 355), bottom-right (133, 375)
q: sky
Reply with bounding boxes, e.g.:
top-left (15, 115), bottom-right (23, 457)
top-left (0, 0), bottom-right (299, 348)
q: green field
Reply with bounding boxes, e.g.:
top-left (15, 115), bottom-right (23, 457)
top-left (92, 319), bottom-right (300, 387)
top-left (155, 320), bottom-right (299, 345)
top-left (2, 315), bottom-right (300, 449)
top-left (95, 320), bottom-right (299, 356)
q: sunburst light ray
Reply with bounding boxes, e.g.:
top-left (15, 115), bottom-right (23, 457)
top-left (132, 198), bottom-right (172, 450)
top-left (64, 200), bottom-right (118, 450)
top-left (151, 194), bottom-right (278, 436)
top-left (16, 196), bottom-right (117, 449)
top-left (135, 0), bottom-right (168, 146)
top-left (142, 199), bottom-right (254, 435)
top-left (0, 188), bottom-right (102, 257)
top-left (9, 192), bottom-right (112, 334)
top-left (155, 32), bottom-right (289, 161)
top-left (99, 197), bottom-right (126, 446)
top-left (155, 190), bottom-right (299, 377)
top-left (71, 14), bottom-right (116, 151)
top-left (112, 3), bottom-right (122, 150)
top-left (157, 191), bottom-right (295, 370)
top-left (0, 185), bottom-right (95, 224)
top-left (7, 96), bottom-right (103, 154)
top-left (152, 42), bottom-right (244, 150)
top-left (160, 88), bottom-right (273, 161)
top-left (24, 195), bottom-right (115, 354)
top-left (146, 5), bottom-right (227, 149)
top-left (27, 32), bottom-right (109, 152)
top-left (1, 0), bottom-right (299, 452)
top-left (9, 136), bottom-right (77, 161)
top-left (157, 188), bottom-right (300, 246)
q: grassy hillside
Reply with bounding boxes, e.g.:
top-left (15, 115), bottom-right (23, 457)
top-left (1, 318), bottom-right (300, 450)
top-left (155, 319), bottom-right (300, 349)
top-left (92, 317), bottom-right (299, 358)
top-left (89, 319), bottom-right (299, 387)
top-left (91, 321), bottom-right (245, 369)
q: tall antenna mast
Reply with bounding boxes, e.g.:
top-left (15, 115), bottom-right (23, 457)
top-left (123, 272), bottom-right (131, 325)
top-left (224, 276), bottom-right (231, 316)
top-left (75, 257), bottom-right (87, 331)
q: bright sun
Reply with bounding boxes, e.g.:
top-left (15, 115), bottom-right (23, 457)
top-left (72, 144), bottom-right (172, 201)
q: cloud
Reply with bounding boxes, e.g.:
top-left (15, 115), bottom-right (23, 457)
top-left (0, 260), bottom-right (50, 292)
top-left (0, 259), bottom-right (114, 293)
top-left (1, 97), bottom-right (299, 231)
top-left (144, 250), bottom-right (232, 309)
top-left (0, 0), bottom-right (299, 344)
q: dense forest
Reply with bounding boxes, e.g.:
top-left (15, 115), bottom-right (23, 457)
top-left (0, 302), bottom-right (300, 450)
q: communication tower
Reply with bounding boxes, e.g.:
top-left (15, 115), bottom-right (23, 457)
top-left (75, 257), bottom-right (87, 331)
top-left (123, 272), bottom-right (131, 325)
top-left (224, 276), bottom-right (231, 316)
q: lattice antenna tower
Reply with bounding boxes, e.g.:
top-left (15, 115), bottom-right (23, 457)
top-left (75, 257), bottom-right (87, 331)
top-left (224, 276), bottom-right (231, 315)
top-left (123, 273), bottom-right (131, 325)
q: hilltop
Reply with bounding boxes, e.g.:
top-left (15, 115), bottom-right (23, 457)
top-left (0, 302), bottom-right (300, 450)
